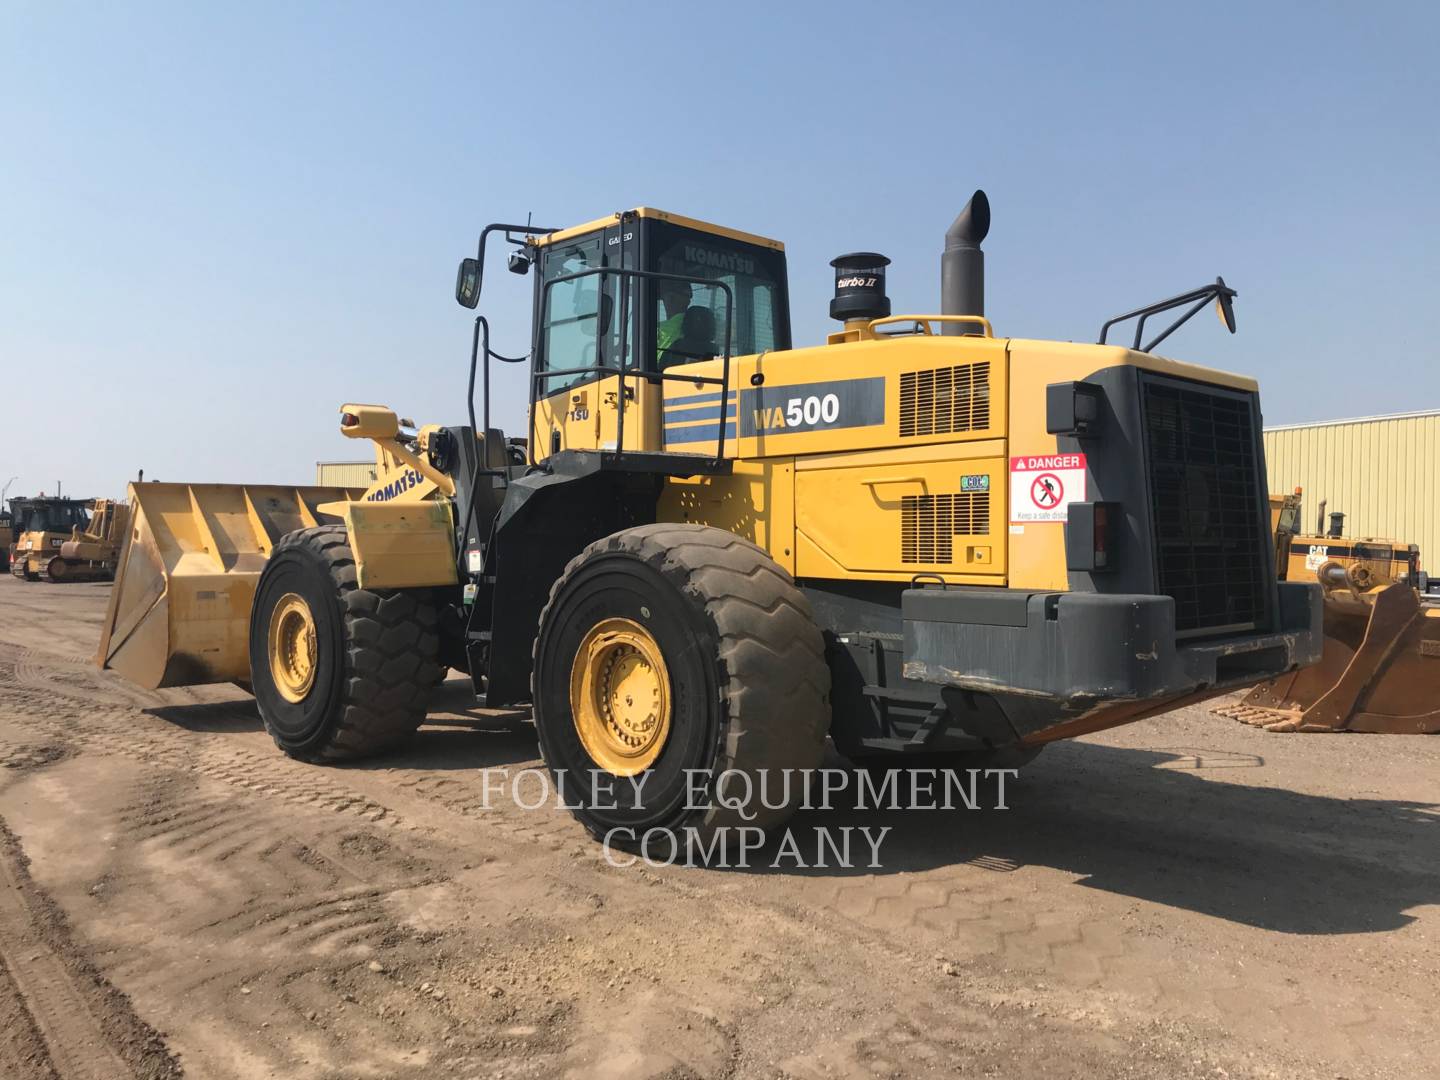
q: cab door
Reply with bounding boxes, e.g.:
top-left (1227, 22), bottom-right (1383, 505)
top-left (530, 224), bottom-right (645, 460)
top-left (531, 229), bottom-right (605, 459)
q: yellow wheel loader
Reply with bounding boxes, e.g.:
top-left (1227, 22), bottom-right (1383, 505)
top-left (98, 195), bottom-right (1322, 843)
top-left (1217, 490), bottom-right (1440, 732)
top-left (9, 496), bottom-right (96, 581)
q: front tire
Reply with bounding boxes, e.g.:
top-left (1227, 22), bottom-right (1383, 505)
top-left (249, 525), bottom-right (443, 762)
top-left (532, 524), bottom-right (830, 845)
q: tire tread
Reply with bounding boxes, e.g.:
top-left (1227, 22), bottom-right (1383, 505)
top-left (265, 525), bottom-right (443, 762)
top-left (533, 523), bottom-right (830, 834)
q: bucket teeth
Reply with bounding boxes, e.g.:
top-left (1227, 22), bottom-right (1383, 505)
top-left (1213, 702), bottom-right (1303, 732)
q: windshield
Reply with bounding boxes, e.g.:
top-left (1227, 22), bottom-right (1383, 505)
top-left (20, 503), bottom-right (87, 533)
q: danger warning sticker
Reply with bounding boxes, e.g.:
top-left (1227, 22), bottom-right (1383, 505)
top-left (1009, 453), bottom-right (1086, 523)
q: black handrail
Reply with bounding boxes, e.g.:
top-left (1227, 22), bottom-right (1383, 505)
top-left (533, 266), bottom-right (735, 468)
top-left (1097, 277), bottom-right (1237, 354)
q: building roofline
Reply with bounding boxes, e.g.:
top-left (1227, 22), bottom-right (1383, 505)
top-left (1265, 407), bottom-right (1440, 433)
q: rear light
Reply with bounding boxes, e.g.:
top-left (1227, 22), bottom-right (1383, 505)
top-left (1093, 502), bottom-right (1111, 570)
top-left (340, 412), bottom-right (360, 428)
top-left (1065, 501), bottom-right (1120, 573)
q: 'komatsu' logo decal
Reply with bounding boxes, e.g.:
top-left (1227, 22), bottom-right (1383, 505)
top-left (683, 244), bottom-right (755, 276)
top-left (366, 469), bottom-right (424, 502)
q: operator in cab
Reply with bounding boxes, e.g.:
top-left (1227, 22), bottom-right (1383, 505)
top-left (656, 278), bottom-right (693, 365)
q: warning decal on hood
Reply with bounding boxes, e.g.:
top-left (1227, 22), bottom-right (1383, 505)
top-left (1009, 454), bottom-right (1086, 523)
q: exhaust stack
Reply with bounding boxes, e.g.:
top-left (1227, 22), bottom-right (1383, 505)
top-left (941, 190), bottom-right (990, 336)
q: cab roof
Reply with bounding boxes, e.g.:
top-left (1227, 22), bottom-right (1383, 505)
top-left (532, 207), bottom-right (784, 252)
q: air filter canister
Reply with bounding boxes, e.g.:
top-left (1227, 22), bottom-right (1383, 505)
top-left (829, 252), bottom-right (891, 322)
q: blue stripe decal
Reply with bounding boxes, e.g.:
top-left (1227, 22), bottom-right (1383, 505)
top-left (663, 422), bottom-right (736, 446)
top-left (665, 390), bottom-right (736, 409)
top-left (664, 404), bottom-right (737, 423)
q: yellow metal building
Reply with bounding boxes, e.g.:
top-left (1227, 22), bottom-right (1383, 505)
top-left (315, 460), bottom-right (377, 488)
top-left (1264, 409), bottom-right (1440, 563)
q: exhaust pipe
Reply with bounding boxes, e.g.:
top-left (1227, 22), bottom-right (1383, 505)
top-left (941, 190), bottom-right (991, 336)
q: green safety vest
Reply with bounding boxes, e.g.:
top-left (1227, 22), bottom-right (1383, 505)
top-left (657, 312), bottom-right (685, 362)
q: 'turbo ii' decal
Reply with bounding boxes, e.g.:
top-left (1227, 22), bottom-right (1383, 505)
top-left (739, 377), bottom-right (885, 437)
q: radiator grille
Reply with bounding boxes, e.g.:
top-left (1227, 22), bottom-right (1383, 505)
top-left (1141, 377), bottom-right (1268, 635)
top-left (902, 492), bottom-right (991, 564)
top-left (899, 363), bottom-right (990, 437)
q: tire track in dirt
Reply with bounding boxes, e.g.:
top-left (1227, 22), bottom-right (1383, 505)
top-left (0, 848), bottom-right (131, 1079)
top-left (0, 817), bottom-right (181, 1079)
top-left (28, 743), bottom-right (499, 1078)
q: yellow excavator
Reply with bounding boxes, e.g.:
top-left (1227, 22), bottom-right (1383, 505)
top-left (1217, 489), bottom-right (1440, 733)
top-left (98, 194), bottom-right (1322, 843)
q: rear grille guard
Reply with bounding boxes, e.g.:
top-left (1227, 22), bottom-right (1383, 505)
top-left (1139, 375), bottom-right (1270, 637)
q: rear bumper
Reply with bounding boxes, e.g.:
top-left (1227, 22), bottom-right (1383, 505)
top-left (901, 582), bottom-right (1323, 706)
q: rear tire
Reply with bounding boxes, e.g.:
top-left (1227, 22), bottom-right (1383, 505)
top-left (249, 525), bottom-right (443, 762)
top-left (532, 524), bottom-right (830, 846)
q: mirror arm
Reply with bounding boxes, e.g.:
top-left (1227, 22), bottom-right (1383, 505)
top-left (1141, 295), bottom-right (1214, 355)
top-left (470, 221), bottom-right (561, 302)
top-left (1097, 277), bottom-right (1237, 351)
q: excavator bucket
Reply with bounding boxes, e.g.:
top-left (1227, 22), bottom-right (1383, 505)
top-left (97, 482), bottom-right (361, 690)
top-left (1217, 582), bottom-right (1440, 733)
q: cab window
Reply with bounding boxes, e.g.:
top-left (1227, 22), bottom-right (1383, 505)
top-left (650, 222), bottom-right (788, 370)
top-left (537, 232), bottom-right (638, 394)
top-left (537, 235), bottom-right (604, 397)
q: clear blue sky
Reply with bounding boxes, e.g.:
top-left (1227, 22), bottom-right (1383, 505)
top-left (3, 1), bottom-right (1437, 498)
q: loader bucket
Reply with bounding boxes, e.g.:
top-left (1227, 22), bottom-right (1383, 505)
top-left (1218, 583), bottom-right (1440, 733)
top-left (97, 483), bottom-right (361, 690)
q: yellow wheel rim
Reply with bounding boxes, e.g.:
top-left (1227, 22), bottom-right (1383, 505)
top-left (267, 592), bottom-right (318, 703)
top-left (569, 617), bottom-right (671, 776)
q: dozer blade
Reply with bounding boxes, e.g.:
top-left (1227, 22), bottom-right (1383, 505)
top-left (1216, 583), bottom-right (1440, 733)
top-left (97, 482), bottom-right (360, 690)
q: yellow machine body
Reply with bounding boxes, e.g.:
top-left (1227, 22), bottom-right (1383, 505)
top-left (99, 202), bottom-right (1320, 768)
top-left (534, 321), bottom-right (1257, 594)
top-left (11, 529), bottom-right (70, 575)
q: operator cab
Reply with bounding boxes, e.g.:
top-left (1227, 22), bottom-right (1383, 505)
top-left (19, 499), bottom-right (88, 535)
top-left (524, 210), bottom-right (790, 461)
top-left (530, 208), bottom-right (790, 387)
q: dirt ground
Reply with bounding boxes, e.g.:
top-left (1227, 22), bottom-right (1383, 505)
top-left (0, 576), bottom-right (1435, 1079)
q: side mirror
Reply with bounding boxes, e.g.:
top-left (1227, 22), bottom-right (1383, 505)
top-left (1214, 276), bottom-right (1237, 334)
top-left (455, 258), bottom-right (482, 309)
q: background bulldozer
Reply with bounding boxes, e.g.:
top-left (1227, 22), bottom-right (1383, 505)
top-left (1218, 490), bottom-right (1440, 733)
top-left (8, 496), bottom-right (130, 582)
top-left (9, 495), bottom-right (95, 581)
top-left (48, 498), bottom-right (131, 582)
top-left (98, 195), bottom-right (1322, 845)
